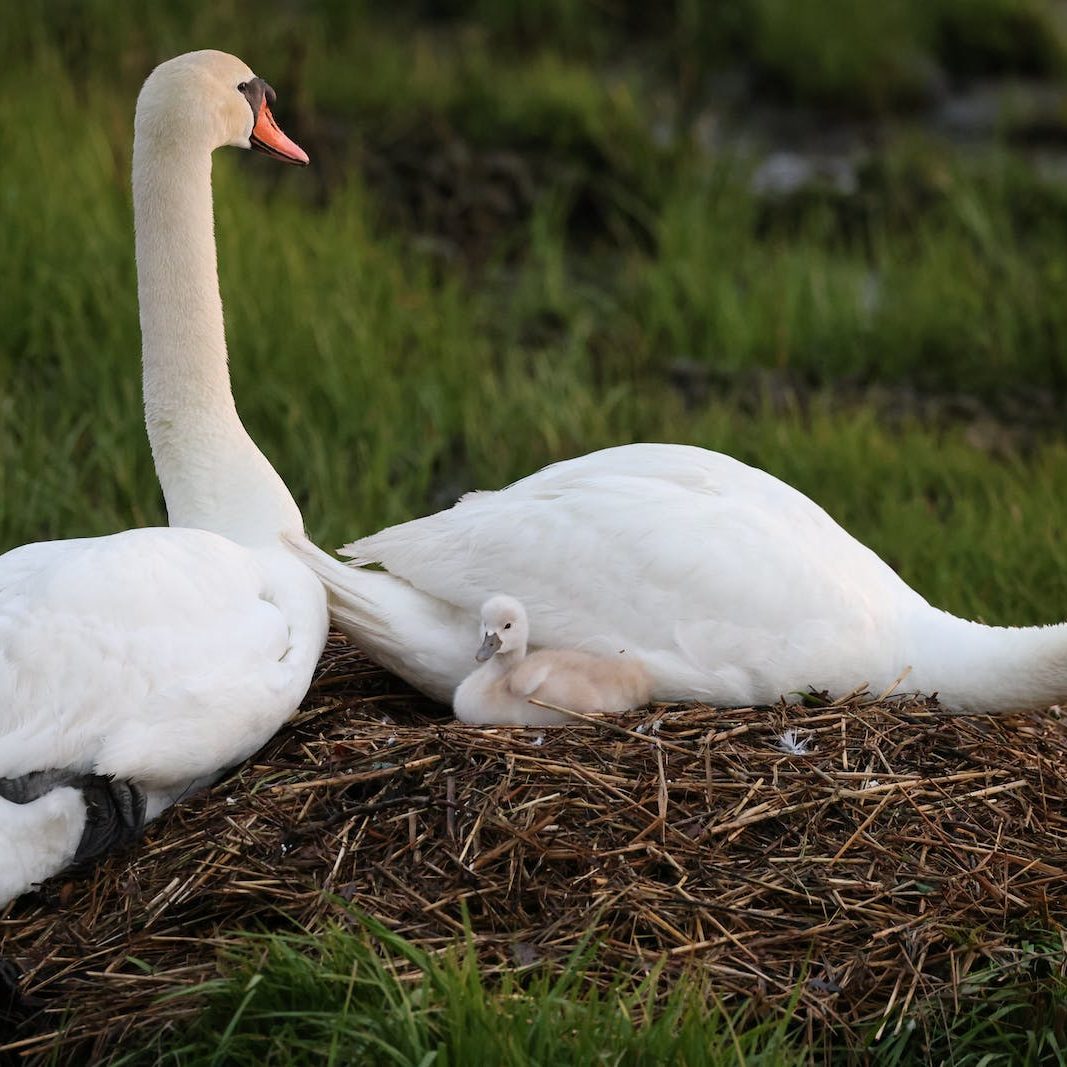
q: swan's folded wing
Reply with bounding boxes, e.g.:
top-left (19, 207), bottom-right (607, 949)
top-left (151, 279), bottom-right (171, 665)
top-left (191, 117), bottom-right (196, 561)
top-left (338, 443), bottom-right (927, 703)
top-left (0, 527), bottom-right (320, 786)
top-left (347, 461), bottom-right (900, 639)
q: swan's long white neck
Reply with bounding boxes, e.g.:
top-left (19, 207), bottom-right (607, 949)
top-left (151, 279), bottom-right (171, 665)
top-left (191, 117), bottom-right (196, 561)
top-left (133, 131), bottom-right (303, 545)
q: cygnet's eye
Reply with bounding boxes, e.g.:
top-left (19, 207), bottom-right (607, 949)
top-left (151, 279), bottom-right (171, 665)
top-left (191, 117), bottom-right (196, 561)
top-left (504, 623), bottom-right (512, 630)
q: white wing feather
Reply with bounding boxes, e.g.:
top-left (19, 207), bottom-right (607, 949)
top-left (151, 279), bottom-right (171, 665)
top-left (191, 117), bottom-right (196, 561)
top-left (340, 444), bottom-right (926, 704)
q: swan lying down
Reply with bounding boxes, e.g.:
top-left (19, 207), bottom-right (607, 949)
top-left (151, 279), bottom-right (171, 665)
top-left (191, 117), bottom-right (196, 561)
top-left (290, 441), bottom-right (1067, 717)
top-left (454, 596), bottom-right (652, 726)
top-left (0, 51), bottom-right (327, 906)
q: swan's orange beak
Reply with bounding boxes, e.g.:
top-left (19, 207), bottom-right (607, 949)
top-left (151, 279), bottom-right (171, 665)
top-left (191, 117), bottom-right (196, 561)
top-left (250, 99), bottom-right (309, 166)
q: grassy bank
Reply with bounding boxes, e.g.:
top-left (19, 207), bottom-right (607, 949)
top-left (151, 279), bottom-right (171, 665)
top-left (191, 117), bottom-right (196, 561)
top-left (4, 41), bottom-right (1067, 623)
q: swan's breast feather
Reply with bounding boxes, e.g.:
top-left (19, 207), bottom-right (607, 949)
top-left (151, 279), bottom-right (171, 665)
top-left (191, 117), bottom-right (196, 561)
top-left (0, 527), bottom-right (320, 784)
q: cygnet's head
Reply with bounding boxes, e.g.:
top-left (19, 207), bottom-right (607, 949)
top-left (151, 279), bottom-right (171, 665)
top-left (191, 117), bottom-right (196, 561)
top-left (135, 49), bottom-right (308, 164)
top-left (475, 595), bottom-right (529, 662)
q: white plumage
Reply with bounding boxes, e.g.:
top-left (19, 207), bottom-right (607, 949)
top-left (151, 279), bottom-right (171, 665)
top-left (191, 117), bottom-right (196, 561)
top-left (291, 443), bottom-right (1067, 716)
top-left (453, 595), bottom-right (652, 726)
top-left (0, 51), bottom-right (325, 905)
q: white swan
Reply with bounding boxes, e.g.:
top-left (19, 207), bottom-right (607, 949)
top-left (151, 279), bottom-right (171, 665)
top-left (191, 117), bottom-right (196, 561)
top-left (291, 443), bottom-right (1067, 715)
top-left (454, 595), bottom-right (652, 726)
top-left (0, 51), bottom-right (327, 905)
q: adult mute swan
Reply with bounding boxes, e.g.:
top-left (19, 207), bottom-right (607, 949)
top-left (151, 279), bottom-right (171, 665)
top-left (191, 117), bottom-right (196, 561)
top-left (291, 443), bottom-right (1067, 715)
top-left (454, 595), bottom-right (652, 726)
top-left (0, 51), bottom-right (327, 906)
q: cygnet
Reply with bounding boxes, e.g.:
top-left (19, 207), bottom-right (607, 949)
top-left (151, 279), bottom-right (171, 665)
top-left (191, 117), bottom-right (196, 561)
top-left (453, 595), bottom-right (653, 726)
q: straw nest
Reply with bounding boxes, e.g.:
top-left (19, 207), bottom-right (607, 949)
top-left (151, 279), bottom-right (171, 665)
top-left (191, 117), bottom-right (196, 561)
top-left (2, 637), bottom-right (1066, 1061)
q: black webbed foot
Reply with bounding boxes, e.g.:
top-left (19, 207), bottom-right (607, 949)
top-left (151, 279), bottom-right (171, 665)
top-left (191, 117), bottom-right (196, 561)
top-left (74, 777), bottom-right (148, 863)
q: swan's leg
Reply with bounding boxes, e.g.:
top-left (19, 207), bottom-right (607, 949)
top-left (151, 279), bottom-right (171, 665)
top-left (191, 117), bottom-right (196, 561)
top-left (0, 768), bottom-right (82, 805)
top-left (0, 778), bottom-right (149, 905)
top-left (0, 770), bottom-right (148, 860)
top-left (74, 777), bottom-right (147, 862)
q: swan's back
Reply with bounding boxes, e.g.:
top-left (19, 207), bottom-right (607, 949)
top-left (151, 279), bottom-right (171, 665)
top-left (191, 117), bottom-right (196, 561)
top-left (344, 443), bottom-right (929, 704)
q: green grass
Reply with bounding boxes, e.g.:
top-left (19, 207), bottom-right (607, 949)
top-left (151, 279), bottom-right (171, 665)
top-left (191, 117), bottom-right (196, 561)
top-left (132, 918), bottom-right (805, 1066)
top-left (5, 3), bottom-right (1067, 1062)
top-left (110, 914), bottom-right (1067, 1067)
top-left (4, 42), bottom-right (1067, 622)
top-left (14, 0), bottom-right (1065, 113)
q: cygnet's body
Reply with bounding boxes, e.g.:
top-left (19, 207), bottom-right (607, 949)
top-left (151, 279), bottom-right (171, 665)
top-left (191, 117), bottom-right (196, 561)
top-left (453, 596), bottom-right (652, 726)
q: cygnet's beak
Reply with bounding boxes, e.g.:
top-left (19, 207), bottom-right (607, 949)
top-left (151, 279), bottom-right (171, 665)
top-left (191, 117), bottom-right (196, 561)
top-left (475, 631), bottom-right (502, 662)
top-left (250, 97), bottom-right (309, 165)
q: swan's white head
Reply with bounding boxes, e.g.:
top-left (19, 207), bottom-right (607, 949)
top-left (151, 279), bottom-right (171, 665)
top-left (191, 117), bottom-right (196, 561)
top-left (135, 49), bottom-right (308, 164)
top-left (476, 595), bottom-right (529, 661)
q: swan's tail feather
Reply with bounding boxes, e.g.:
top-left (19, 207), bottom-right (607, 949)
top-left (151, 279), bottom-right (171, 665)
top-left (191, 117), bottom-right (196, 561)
top-left (284, 535), bottom-right (391, 635)
top-left (337, 541), bottom-right (371, 564)
top-left (285, 535), bottom-right (472, 703)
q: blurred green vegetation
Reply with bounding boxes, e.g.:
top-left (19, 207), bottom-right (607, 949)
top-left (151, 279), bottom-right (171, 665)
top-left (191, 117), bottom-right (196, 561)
top-left (5, 1), bottom-right (1067, 626)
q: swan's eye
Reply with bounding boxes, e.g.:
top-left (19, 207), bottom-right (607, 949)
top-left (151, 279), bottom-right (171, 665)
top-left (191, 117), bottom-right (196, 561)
top-left (504, 623), bottom-right (512, 630)
top-left (237, 81), bottom-right (249, 92)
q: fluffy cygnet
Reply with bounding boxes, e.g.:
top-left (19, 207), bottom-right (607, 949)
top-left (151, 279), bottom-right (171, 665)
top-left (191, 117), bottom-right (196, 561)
top-left (453, 595), bottom-right (653, 726)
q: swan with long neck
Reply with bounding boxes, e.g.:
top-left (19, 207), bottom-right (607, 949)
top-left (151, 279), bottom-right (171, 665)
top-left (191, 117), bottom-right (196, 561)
top-left (0, 51), bottom-right (326, 905)
top-left (291, 441), bottom-right (1067, 716)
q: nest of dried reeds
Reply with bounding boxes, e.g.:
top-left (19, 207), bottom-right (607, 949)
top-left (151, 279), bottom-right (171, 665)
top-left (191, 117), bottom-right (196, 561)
top-left (2, 638), bottom-right (1066, 1062)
